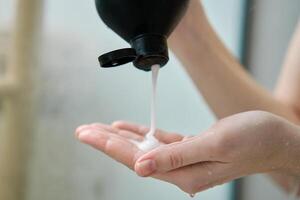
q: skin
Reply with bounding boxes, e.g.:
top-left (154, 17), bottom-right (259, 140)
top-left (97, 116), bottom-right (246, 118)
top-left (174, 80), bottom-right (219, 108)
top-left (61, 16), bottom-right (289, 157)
top-left (75, 112), bottom-right (300, 194)
top-left (76, 0), bottom-right (300, 195)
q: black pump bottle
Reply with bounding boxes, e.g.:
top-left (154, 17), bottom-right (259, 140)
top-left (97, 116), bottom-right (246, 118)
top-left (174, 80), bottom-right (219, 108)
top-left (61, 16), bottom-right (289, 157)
top-left (96, 0), bottom-right (190, 71)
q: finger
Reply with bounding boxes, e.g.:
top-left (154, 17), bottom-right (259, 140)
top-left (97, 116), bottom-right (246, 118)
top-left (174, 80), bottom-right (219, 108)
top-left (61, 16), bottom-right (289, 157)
top-left (112, 121), bottom-right (149, 135)
top-left (153, 161), bottom-right (236, 194)
top-left (75, 123), bottom-right (118, 138)
top-left (156, 131), bottom-right (184, 144)
top-left (112, 121), bottom-right (183, 143)
top-left (135, 134), bottom-right (225, 176)
top-left (76, 127), bottom-right (143, 169)
top-left (118, 130), bottom-right (144, 141)
top-left (182, 135), bottom-right (195, 141)
top-left (89, 123), bottom-right (144, 141)
top-left (90, 123), bottom-right (119, 133)
top-left (75, 124), bottom-right (89, 137)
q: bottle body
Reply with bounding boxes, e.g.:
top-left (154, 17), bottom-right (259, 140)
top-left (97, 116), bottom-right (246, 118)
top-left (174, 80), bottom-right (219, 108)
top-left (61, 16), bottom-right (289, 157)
top-left (96, 0), bottom-right (190, 71)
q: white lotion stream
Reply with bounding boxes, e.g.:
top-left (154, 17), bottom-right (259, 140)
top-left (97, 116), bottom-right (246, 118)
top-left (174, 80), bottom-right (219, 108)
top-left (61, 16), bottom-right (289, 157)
top-left (131, 65), bottom-right (197, 198)
top-left (133, 64), bottom-right (161, 152)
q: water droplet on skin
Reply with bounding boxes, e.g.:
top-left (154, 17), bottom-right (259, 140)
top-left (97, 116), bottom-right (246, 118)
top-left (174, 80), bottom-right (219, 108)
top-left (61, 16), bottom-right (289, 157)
top-left (286, 142), bottom-right (290, 146)
top-left (189, 194), bottom-right (196, 198)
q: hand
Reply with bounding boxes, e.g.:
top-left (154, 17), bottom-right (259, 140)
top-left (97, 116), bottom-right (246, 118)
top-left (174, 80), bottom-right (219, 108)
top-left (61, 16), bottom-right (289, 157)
top-left (75, 122), bottom-right (183, 170)
top-left (75, 111), bottom-right (300, 194)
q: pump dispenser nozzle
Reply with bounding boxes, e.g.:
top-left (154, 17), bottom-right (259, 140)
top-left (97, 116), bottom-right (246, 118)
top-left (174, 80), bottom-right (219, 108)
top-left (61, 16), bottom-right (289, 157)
top-left (99, 34), bottom-right (169, 71)
top-left (95, 0), bottom-right (189, 71)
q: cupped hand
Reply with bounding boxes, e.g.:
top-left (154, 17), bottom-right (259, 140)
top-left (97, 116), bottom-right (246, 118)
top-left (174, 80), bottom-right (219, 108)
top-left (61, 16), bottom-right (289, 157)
top-left (75, 111), bottom-right (298, 194)
top-left (75, 121), bottom-right (183, 170)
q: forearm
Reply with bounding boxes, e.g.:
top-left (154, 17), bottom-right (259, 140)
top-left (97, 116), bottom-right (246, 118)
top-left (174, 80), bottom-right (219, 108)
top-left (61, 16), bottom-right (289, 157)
top-left (170, 13), bottom-right (300, 192)
top-left (275, 21), bottom-right (300, 116)
top-left (170, 16), bottom-right (300, 124)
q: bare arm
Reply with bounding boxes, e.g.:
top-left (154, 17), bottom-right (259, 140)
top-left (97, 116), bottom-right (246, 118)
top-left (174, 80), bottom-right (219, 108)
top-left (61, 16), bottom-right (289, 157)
top-left (170, 1), bottom-right (300, 123)
top-left (273, 21), bottom-right (300, 193)
top-left (75, 8), bottom-right (300, 194)
top-left (170, 0), bottom-right (300, 192)
top-left (275, 21), bottom-right (300, 116)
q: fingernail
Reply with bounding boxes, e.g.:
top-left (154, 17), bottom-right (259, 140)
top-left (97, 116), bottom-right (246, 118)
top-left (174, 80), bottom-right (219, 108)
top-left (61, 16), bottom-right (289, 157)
top-left (77, 130), bottom-right (96, 144)
top-left (136, 160), bottom-right (156, 177)
top-left (75, 125), bottom-right (88, 137)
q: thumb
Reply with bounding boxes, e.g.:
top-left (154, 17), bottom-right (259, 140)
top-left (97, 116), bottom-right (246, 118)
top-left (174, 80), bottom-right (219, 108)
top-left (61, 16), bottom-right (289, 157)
top-left (134, 134), bottom-right (218, 177)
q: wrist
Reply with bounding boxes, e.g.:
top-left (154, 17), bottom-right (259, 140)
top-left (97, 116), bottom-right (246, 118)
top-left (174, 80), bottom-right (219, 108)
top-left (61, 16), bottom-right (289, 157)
top-left (169, 15), bottom-right (231, 71)
top-left (169, 14), bottom-right (212, 53)
top-left (278, 122), bottom-right (300, 176)
top-left (169, 25), bottom-right (218, 69)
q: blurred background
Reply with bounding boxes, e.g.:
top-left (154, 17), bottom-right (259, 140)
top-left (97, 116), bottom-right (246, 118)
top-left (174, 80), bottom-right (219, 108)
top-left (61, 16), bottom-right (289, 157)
top-left (0, 0), bottom-right (299, 200)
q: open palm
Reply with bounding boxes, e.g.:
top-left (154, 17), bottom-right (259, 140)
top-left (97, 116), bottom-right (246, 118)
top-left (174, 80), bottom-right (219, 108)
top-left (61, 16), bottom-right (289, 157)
top-left (76, 121), bottom-right (183, 170)
top-left (75, 120), bottom-right (233, 194)
top-left (75, 112), bottom-right (298, 194)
